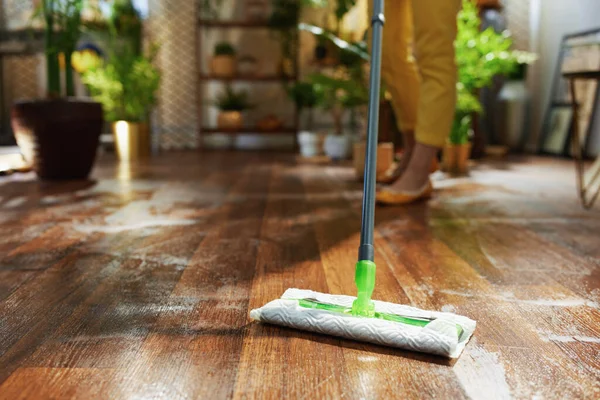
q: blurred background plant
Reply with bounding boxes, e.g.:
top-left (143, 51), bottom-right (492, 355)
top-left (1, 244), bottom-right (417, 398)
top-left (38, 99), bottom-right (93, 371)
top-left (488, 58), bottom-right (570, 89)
top-left (309, 67), bottom-right (368, 136)
top-left (214, 86), bottom-right (253, 112)
top-left (34, 0), bottom-right (85, 97)
top-left (82, 43), bottom-right (160, 122)
top-left (287, 81), bottom-right (325, 130)
top-left (81, 0), bottom-right (160, 122)
top-left (456, 0), bottom-right (537, 98)
top-left (452, 0), bottom-right (537, 145)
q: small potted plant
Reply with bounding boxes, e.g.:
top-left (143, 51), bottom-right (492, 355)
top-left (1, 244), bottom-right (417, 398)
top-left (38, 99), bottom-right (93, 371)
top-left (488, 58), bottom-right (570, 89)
top-left (82, 2), bottom-right (160, 163)
top-left (287, 81), bottom-right (324, 157)
top-left (443, 86), bottom-right (481, 174)
top-left (214, 86), bottom-right (252, 131)
top-left (211, 42), bottom-right (237, 78)
top-left (310, 68), bottom-right (367, 160)
top-left (82, 46), bottom-right (161, 162)
top-left (11, 0), bottom-right (104, 180)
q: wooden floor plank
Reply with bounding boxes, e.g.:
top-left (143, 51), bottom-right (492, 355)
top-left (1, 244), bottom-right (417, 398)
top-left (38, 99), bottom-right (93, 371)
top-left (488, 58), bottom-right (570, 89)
top-left (234, 164), bottom-right (349, 399)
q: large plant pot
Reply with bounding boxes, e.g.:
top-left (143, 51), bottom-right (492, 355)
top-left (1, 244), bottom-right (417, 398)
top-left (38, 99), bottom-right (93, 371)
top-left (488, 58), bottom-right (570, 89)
top-left (497, 79), bottom-right (528, 150)
top-left (112, 121), bottom-right (150, 162)
top-left (11, 99), bottom-right (103, 180)
top-left (353, 141), bottom-right (394, 180)
top-left (298, 131), bottom-right (322, 157)
top-left (443, 142), bottom-right (472, 175)
top-left (210, 55), bottom-right (236, 77)
top-left (324, 134), bottom-right (351, 160)
top-left (217, 111), bottom-right (243, 131)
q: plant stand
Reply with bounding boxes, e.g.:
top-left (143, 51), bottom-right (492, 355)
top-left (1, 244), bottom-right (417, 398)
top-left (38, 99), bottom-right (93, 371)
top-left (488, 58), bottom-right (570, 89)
top-left (565, 71), bottom-right (600, 209)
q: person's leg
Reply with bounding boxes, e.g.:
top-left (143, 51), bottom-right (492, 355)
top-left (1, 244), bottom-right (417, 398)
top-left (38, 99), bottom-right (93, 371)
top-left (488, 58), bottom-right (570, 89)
top-left (379, 0), bottom-right (419, 179)
top-left (384, 0), bottom-right (461, 196)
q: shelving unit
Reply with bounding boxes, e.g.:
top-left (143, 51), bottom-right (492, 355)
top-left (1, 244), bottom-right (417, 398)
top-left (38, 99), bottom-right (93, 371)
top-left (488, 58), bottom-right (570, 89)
top-left (199, 74), bottom-right (296, 83)
top-left (196, 14), bottom-right (300, 149)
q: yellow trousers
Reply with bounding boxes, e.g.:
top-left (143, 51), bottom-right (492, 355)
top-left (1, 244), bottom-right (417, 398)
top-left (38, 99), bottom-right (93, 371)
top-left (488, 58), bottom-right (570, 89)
top-left (381, 0), bottom-right (461, 147)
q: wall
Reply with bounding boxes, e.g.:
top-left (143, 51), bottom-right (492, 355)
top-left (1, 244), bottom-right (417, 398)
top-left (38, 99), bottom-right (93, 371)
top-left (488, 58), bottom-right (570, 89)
top-left (530, 0), bottom-right (600, 154)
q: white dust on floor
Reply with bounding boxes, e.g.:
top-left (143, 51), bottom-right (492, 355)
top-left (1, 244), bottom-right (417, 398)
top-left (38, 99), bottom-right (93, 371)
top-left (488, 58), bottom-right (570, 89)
top-left (454, 341), bottom-right (512, 400)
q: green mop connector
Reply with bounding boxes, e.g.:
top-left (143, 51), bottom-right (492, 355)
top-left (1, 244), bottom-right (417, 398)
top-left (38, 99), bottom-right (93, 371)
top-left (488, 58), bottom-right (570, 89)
top-left (351, 260), bottom-right (376, 317)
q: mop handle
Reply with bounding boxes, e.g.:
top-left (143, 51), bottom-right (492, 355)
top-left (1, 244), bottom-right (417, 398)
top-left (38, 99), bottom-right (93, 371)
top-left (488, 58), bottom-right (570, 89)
top-left (358, 0), bottom-right (385, 263)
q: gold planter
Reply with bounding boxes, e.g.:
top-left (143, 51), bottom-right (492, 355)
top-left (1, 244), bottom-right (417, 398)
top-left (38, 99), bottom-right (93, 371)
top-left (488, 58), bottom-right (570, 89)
top-left (443, 142), bottom-right (472, 174)
top-left (353, 142), bottom-right (394, 180)
top-left (112, 121), bottom-right (150, 162)
top-left (210, 55), bottom-right (236, 78)
top-left (217, 111), bottom-right (243, 131)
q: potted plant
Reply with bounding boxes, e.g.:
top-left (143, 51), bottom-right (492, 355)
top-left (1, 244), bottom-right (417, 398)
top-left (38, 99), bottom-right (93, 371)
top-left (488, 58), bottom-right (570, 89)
top-left (214, 86), bottom-right (252, 131)
top-left (11, 0), bottom-right (104, 180)
top-left (288, 81), bottom-right (324, 157)
top-left (82, 46), bottom-right (161, 162)
top-left (444, 87), bottom-right (482, 174)
top-left (310, 68), bottom-right (368, 160)
top-left (82, 2), bottom-right (160, 163)
top-left (452, 0), bottom-right (537, 169)
top-left (211, 42), bottom-right (237, 78)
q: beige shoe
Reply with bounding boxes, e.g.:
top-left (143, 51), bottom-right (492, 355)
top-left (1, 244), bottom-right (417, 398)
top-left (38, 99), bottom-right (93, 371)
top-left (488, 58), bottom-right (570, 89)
top-left (376, 180), bottom-right (433, 205)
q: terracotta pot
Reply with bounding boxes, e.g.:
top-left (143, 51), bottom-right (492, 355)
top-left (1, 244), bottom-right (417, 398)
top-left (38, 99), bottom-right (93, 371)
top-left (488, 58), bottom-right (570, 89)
top-left (256, 115), bottom-right (283, 131)
top-left (111, 121), bottom-right (150, 162)
top-left (210, 55), bottom-right (236, 77)
top-left (477, 0), bottom-right (501, 8)
top-left (443, 142), bottom-right (472, 174)
top-left (11, 99), bottom-right (103, 180)
top-left (353, 142), bottom-right (394, 180)
top-left (217, 111), bottom-right (243, 131)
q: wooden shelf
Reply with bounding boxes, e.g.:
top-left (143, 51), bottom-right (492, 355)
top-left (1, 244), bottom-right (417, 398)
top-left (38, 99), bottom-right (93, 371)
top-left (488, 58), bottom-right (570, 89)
top-left (200, 74), bottom-right (296, 82)
top-left (198, 20), bottom-right (281, 29)
top-left (202, 127), bottom-right (297, 134)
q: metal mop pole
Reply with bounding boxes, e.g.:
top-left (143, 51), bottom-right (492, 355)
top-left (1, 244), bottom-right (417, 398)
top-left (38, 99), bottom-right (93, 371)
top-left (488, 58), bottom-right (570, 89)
top-left (353, 0), bottom-right (385, 316)
top-left (358, 0), bottom-right (384, 263)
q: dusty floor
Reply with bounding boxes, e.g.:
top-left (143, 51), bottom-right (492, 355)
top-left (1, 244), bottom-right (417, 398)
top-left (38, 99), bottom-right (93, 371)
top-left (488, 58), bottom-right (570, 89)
top-left (0, 152), bottom-right (598, 399)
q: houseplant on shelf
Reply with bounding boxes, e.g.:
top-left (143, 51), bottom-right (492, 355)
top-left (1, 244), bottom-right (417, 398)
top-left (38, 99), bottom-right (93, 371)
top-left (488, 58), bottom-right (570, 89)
top-left (11, 0), bottom-right (104, 180)
top-left (82, 2), bottom-right (161, 163)
top-left (214, 86), bottom-right (252, 131)
top-left (288, 80), bottom-right (324, 157)
top-left (452, 0), bottom-right (537, 167)
top-left (211, 42), bottom-right (237, 78)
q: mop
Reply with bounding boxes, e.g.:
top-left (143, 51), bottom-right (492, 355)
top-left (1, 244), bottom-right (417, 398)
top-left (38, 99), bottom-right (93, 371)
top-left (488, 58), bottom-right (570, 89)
top-left (250, 0), bottom-right (476, 358)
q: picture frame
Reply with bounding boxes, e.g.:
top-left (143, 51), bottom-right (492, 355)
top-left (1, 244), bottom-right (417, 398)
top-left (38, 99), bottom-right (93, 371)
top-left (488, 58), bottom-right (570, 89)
top-left (540, 103), bottom-right (574, 155)
top-left (540, 28), bottom-right (600, 157)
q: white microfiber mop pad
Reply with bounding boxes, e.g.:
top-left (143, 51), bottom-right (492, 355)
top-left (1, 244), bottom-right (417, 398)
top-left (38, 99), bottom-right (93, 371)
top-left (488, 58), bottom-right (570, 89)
top-left (250, 288), bottom-right (476, 358)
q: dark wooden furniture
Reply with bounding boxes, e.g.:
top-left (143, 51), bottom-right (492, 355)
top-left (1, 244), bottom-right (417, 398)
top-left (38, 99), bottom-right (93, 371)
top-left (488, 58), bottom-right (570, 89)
top-left (0, 152), bottom-right (598, 398)
top-left (564, 70), bottom-right (600, 209)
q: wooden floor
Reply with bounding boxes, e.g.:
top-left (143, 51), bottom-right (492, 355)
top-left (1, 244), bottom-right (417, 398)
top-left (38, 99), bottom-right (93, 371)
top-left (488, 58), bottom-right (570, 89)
top-left (0, 152), bottom-right (598, 399)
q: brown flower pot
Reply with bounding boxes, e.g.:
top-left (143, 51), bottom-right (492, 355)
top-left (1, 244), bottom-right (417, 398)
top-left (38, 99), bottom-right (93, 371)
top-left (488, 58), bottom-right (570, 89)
top-left (477, 0), bottom-right (501, 8)
top-left (353, 142), bottom-right (394, 180)
top-left (443, 142), bottom-right (472, 175)
top-left (210, 55), bottom-right (236, 77)
top-left (112, 121), bottom-right (150, 162)
top-left (11, 99), bottom-right (103, 180)
top-left (217, 111), bottom-right (243, 131)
